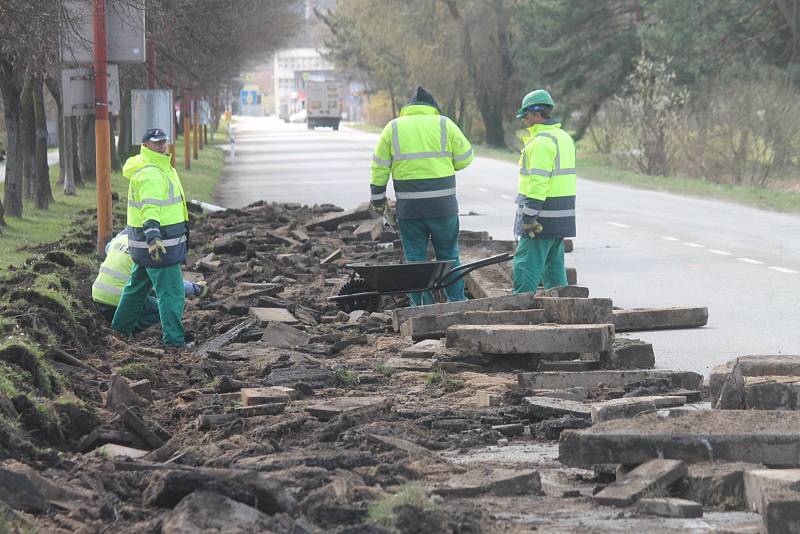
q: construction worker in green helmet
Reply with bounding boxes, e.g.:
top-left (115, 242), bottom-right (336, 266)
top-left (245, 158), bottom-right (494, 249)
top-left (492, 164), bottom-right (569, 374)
top-left (111, 128), bottom-right (190, 347)
top-left (93, 229), bottom-right (207, 330)
top-left (512, 89), bottom-right (576, 293)
top-left (370, 86), bottom-right (474, 306)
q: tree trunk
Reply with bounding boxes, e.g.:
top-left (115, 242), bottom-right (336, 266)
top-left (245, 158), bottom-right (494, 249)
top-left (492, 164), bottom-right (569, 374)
top-left (63, 115), bottom-right (76, 195)
top-left (45, 76), bottom-right (66, 186)
top-left (32, 75), bottom-right (52, 209)
top-left (20, 72), bottom-right (36, 199)
top-left (117, 85), bottom-right (132, 162)
top-left (78, 115), bottom-right (96, 182)
top-left (0, 60), bottom-right (24, 218)
top-left (70, 117), bottom-right (83, 186)
top-left (110, 115), bottom-right (121, 171)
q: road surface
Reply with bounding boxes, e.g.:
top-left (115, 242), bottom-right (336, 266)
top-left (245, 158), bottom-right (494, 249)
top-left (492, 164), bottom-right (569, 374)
top-left (217, 116), bottom-right (800, 375)
top-left (0, 151), bottom-right (60, 183)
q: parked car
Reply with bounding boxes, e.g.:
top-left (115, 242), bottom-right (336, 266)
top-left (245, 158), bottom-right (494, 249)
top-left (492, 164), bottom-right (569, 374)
top-left (289, 109), bottom-right (307, 123)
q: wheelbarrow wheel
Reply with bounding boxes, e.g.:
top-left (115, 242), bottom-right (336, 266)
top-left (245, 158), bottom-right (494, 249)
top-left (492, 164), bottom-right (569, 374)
top-left (335, 279), bottom-right (381, 313)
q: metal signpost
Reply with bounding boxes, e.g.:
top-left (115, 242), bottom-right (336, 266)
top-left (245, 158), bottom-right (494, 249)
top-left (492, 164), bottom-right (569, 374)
top-left (131, 89), bottom-right (174, 143)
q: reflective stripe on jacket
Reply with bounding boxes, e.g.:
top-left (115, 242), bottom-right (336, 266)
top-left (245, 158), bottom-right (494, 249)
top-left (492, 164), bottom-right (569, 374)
top-left (91, 233), bottom-right (133, 306)
top-left (370, 104), bottom-right (473, 219)
top-left (515, 121), bottom-right (576, 238)
top-left (123, 146), bottom-right (189, 267)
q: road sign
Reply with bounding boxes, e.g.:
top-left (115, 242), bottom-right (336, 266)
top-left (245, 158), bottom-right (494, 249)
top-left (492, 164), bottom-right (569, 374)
top-left (131, 89), bottom-right (173, 144)
top-left (61, 0), bottom-right (146, 64)
top-left (61, 64), bottom-right (121, 117)
top-left (198, 100), bottom-right (211, 125)
top-left (240, 90), bottom-right (258, 106)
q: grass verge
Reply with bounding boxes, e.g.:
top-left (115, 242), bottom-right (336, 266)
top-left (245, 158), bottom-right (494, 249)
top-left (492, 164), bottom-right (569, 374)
top-left (0, 120), bottom-right (228, 269)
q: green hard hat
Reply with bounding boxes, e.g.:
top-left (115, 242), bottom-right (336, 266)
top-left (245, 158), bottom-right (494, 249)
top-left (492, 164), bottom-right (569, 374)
top-left (516, 89), bottom-right (555, 118)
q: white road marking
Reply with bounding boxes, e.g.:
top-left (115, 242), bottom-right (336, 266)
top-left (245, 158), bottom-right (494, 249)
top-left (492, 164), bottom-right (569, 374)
top-left (607, 221), bottom-right (630, 228)
top-left (661, 236), bottom-right (680, 241)
top-left (478, 187), bottom-right (489, 193)
top-left (683, 242), bottom-right (704, 248)
top-left (769, 266), bottom-right (798, 274)
top-left (709, 249), bottom-right (733, 256)
top-left (737, 257), bottom-right (764, 265)
top-left (500, 194), bottom-right (513, 200)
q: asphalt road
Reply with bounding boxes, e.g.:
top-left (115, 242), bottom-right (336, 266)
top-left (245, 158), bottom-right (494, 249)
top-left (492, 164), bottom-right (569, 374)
top-left (0, 151), bottom-right (60, 184)
top-left (218, 116), bottom-right (800, 376)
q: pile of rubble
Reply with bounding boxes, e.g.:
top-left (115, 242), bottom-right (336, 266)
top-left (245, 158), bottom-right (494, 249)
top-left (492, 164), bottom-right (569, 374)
top-left (0, 201), bottom-right (796, 533)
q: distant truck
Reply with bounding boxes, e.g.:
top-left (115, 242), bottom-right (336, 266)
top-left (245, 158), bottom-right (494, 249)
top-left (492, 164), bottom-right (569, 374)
top-left (306, 81), bottom-right (343, 130)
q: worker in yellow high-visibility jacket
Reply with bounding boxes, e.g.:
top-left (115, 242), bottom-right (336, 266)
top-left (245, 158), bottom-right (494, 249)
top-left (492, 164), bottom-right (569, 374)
top-left (370, 87), bottom-right (474, 306)
top-left (512, 89), bottom-right (576, 293)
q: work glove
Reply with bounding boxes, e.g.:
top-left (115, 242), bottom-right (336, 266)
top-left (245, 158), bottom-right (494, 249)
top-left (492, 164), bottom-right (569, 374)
top-left (521, 216), bottom-right (543, 239)
top-left (148, 239), bottom-right (167, 262)
top-left (194, 281), bottom-right (209, 299)
top-left (371, 200), bottom-right (387, 216)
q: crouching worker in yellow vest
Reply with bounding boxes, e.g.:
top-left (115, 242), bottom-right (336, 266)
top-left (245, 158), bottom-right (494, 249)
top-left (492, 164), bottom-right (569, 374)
top-left (512, 90), bottom-right (576, 293)
top-left (111, 128), bottom-right (191, 347)
top-left (92, 229), bottom-right (207, 331)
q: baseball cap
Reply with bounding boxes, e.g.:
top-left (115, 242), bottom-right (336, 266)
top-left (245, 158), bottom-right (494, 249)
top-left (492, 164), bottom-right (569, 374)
top-left (142, 128), bottom-right (169, 143)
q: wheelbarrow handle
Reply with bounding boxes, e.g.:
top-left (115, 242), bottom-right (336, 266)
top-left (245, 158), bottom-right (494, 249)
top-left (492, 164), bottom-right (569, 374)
top-left (434, 252), bottom-right (514, 290)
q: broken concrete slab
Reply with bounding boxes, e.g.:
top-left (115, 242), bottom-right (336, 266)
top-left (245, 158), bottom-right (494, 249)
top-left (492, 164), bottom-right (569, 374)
top-left (321, 248), bottom-right (343, 265)
top-left (235, 403), bottom-right (285, 417)
top-left (519, 369), bottom-right (703, 390)
top-left (236, 283), bottom-right (283, 300)
top-left (560, 411), bottom-right (800, 468)
top-left (261, 322), bottom-right (310, 348)
top-left (532, 416), bottom-right (592, 440)
top-left (593, 459), bottom-right (687, 507)
top-left (709, 355), bottom-right (800, 406)
top-left (366, 434), bottom-right (439, 459)
top-left (106, 374), bottom-right (146, 412)
top-left (306, 397), bottom-right (387, 421)
top-left (196, 414), bottom-right (239, 430)
top-left (265, 366), bottom-right (334, 389)
top-left (401, 339), bottom-right (445, 358)
top-left (537, 297), bottom-right (613, 324)
top-left (446, 324), bottom-right (613, 355)
top-left (400, 309), bottom-right (547, 341)
top-left (305, 203), bottom-right (373, 231)
top-left (353, 219), bottom-right (383, 241)
top-left (745, 377), bottom-right (800, 410)
top-left (762, 487), bottom-right (800, 533)
top-left (522, 396), bottom-right (592, 420)
top-left (600, 338), bottom-right (655, 370)
top-left (385, 357), bottom-right (434, 372)
top-left (130, 379), bottom-right (153, 402)
top-left (433, 468), bottom-right (542, 497)
top-left (637, 497), bottom-right (702, 518)
top-left (683, 462), bottom-right (759, 510)
top-left (162, 490), bottom-right (287, 534)
top-left (532, 387), bottom-right (589, 402)
top-left (537, 360), bottom-right (599, 372)
top-left (537, 285), bottom-right (589, 298)
top-left (476, 390), bottom-right (502, 407)
top-left (392, 293), bottom-right (540, 331)
top-left (744, 469), bottom-right (800, 514)
top-left (249, 307), bottom-right (298, 326)
top-left (715, 361), bottom-right (746, 409)
top-left (613, 307), bottom-right (708, 332)
top-left (240, 388), bottom-right (291, 406)
top-left (591, 396), bottom-right (686, 423)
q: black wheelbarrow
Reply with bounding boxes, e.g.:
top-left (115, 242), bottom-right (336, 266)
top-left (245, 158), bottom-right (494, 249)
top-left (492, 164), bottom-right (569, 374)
top-left (329, 252), bottom-right (514, 312)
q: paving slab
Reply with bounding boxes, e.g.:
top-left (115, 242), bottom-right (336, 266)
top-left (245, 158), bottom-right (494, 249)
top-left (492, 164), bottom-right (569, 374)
top-left (591, 395), bottom-right (686, 423)
top-left (392, 293), bottom-right (540, 331)
top-left (522, 396), bottom-right (592, 420)
top-left (446, 324), bottom-right (613, 355)
top-left (400, 309), bottom-right (547, 341)
top-left (538, 360), bottom-right (600, 372)
top-left (305, 397), bottom-right (387, 421)
top-left (400, 338), bottom-right (445, 358)
top-left (536, 297), bottom-right (613, 324)
top-left (249, 307), bottom-right (298, 326)
top-left (537, 285), bottom-right (589, 298)
top-left (594, 459), bottom-right (687, 507)
top-left (613, 307), bottom-right (708, 332)
top-left (234, 403), bottom-right (285, 417)
top-left (240, 387), bottom-right (291, 406)
top-left (762, 487), bottom-right (800, 533)
top-left (709, 355), bottom-right (800, 406)
top-left (637, 497), bottom-right (702, 518)
top-left (433, 468), bottom-right (543, 497)
top-left (745, 376), bottom-right (800, 410)
top-left (683, 462), bottom-right (760, 510)
top-left (531, 387), bottom-right (589, 402)
top-left (261, 322), bottom-right (310, 348)
top-left (385, 357), bottom-right (434, 372)
top-left (353, 218), bottom-right (383, 241)
top-left (743, 469), bottom-right (800, 514)
top-left (519, 369), bottom-right (703, 390)
top-left (560, 411), bottom-right (800, 468)
top-left (476, 390), bottom-right (502, 407)
top-left (94, 444), bottom-right (149, 459)
top-left (304, 203), bottom-right (372, 231)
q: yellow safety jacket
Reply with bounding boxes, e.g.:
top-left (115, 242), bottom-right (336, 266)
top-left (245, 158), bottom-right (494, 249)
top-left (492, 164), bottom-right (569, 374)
top-left (515, 121), bottom-right (576, 238)
top-left (370, 104), bottom-right (474, 219)
top-left (123, 146), bottom-right (189, 267)
top-left (91, 233), bottom-right (133, 306)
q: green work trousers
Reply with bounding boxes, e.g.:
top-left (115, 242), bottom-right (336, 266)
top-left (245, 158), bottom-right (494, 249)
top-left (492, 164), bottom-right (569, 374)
top-left (112, 263), bottom-right (185, 347)
top-left (512, 236), bottom-right (567, 294)
top-left (97, 297), bottom-right (160, 333)
top-left (398, 215), bottom-right (466, 306)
